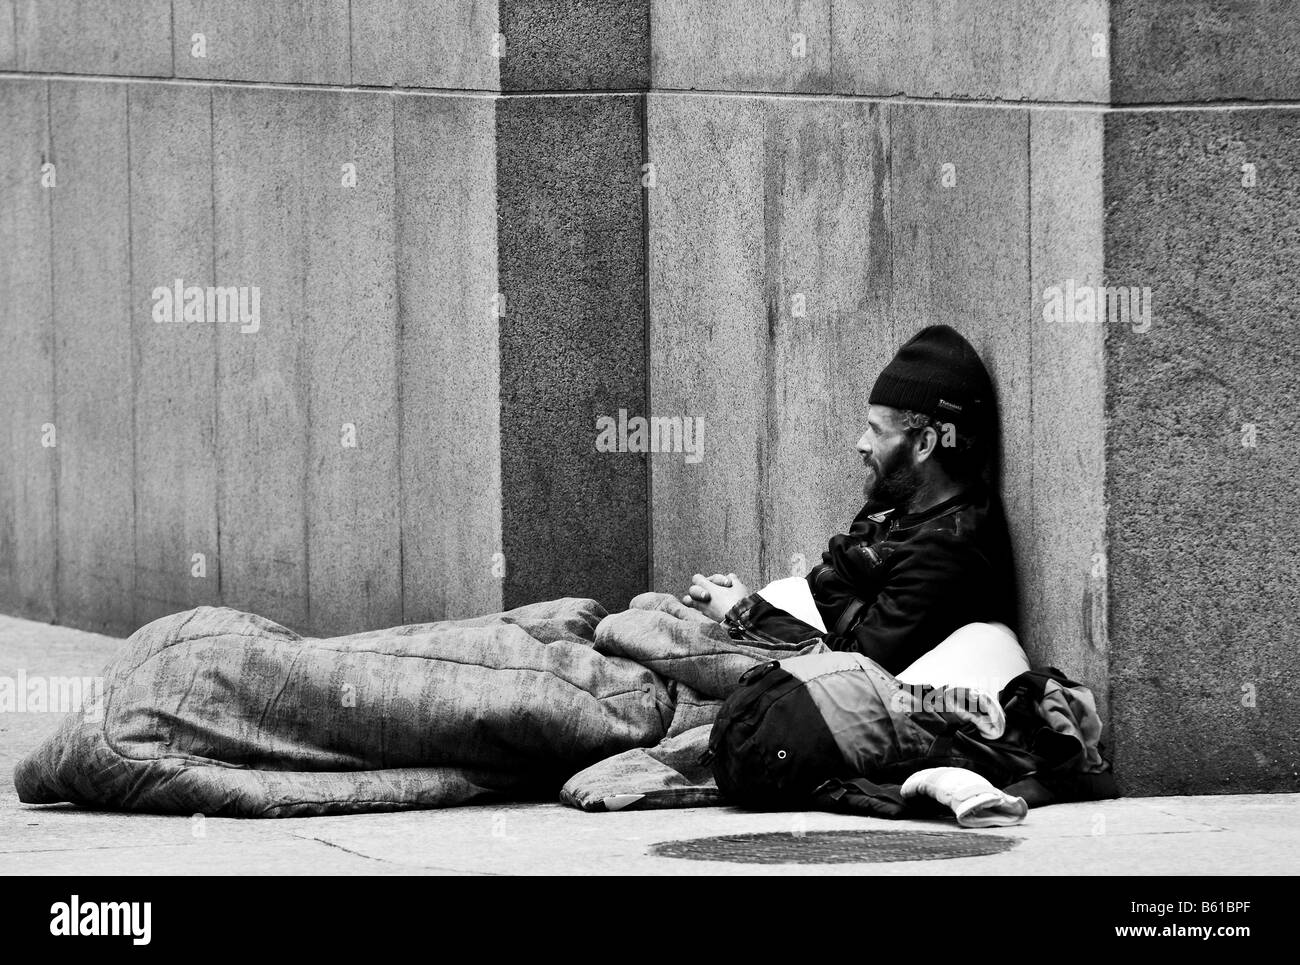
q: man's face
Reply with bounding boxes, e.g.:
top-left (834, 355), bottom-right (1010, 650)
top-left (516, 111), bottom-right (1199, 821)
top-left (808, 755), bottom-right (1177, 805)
top-left (856, 405), bottom-right (923, 506)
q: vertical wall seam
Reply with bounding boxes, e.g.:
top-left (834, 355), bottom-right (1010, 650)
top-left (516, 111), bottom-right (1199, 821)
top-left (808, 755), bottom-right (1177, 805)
top-left (489, 93), bottom-right (502, 611)
top-left (1100, 0), bottom-right (1113, 683)
top-left (828, 0), bottom-right (835, 88)
top-left (493, 98), bottom-right (509, 608)
top-left (643, 0), bottom-right (653, 89)
top-left (125, 84), bottom-right (139, 631)
top-left (169, 0), bottom-right (176, 77)
top-left (1099, 110), bottom-right (1113, 683)
top-left (1023, 108), bottom-right (1035, 655)
top-left (485, 14), bottom-right (501, 613)
top-left (299, 102), bottom-right (312, 633)
top-left (392, 93), bottom-right (405, 623)
top-left (884, 101), bottom-right (895, 346)
top-left (641, 0), bottom-right (653, 593)
top-left (757, 103), bottom-right (777, 584)
top-left (1025, 110), bottom-right (1034, 550)
top-left (641, 91), bottom-right (653, 591)
top-left (44, 80), bottom-right (59, 624)
top-left (208, 86), bottom-right (221, 604)
top-left (1106, 3), bottom-right (1116, 108)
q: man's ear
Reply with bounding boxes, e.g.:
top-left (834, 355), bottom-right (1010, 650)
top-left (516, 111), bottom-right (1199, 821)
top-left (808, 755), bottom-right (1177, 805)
top-left (913, 425), bottom-right (940, 463)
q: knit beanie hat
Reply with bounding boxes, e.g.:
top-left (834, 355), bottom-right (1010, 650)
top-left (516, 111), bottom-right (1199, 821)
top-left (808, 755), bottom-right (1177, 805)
top-left (868, 325), bottom-right (994, 428)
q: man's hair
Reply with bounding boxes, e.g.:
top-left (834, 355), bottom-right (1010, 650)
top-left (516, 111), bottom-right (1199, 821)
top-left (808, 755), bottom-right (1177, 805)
top-left (895, 409), bottom-right (990, 486)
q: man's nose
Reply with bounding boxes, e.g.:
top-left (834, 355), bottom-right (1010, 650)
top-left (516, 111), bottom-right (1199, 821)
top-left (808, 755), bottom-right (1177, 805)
top-left (856, 432), bottom-right (871, 456)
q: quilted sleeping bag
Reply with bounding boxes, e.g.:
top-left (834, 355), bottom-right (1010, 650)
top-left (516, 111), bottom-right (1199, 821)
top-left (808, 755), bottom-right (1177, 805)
top-left (13, 593), bottom-right (813, 816)
top-left (13, 591), bottom-right (1116, 818)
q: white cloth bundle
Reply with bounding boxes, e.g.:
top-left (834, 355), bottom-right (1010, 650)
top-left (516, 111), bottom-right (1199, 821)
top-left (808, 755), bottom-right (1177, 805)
top-left (901, 766), bottom-right (1029, 827)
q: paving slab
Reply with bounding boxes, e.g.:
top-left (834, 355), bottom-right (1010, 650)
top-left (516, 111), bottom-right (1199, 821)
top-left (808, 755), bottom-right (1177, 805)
top-left (832, 0), bottom-right (1108, 103)
top-left (652, 0), bottom-right (831, 94)
top-left (172, 0), bottom-right (350, 85)
top-left (128, 82), bottom-right (221, 627)
top-left (12, 0), bottom-right (172, 77)
top-left (1026, 108), bottom-right (1108, 715)
top-left (646, 92), bottom-right (767, 593)
top-left (394, 92), bottom-right (503, 624)
top-left (1111, 0), bottom-right (1300, 104)
top-left (500, 0), bottom-right (649, 91)
top-left (0, 79), bottom-right (56, 624)
top-left (1102, 107), bottom-right (1300, 795)
top-left (3, 614), bottom-right (1298, 875)
top-left (300, 91), bottom-right (402, 636)
top-left (209, 86), bottom-right (311, 631)
top-left (0, 3), bottom-right (14, 69)
top-left (48, 81), bottom-right (136, 637)
top-left (0, 834), bottom-right (426, 875)
top-left (646, 93), bottom-right (890, 595)
top-left (496, 93), bottom-right (648, 612)
top-left (351, 0), bottom-right (499, 91)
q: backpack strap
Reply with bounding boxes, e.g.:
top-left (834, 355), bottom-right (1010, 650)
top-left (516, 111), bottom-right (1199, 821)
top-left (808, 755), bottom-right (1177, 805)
top-left (927, 718), bottom-right (963, 760)
top-left (812, 778), bottom-right (910, 818)
top-left (832, 598), bottom-right (867, 636)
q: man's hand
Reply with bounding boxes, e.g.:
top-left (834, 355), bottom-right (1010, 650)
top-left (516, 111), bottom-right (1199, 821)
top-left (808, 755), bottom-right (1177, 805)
top-left (681, 572), bottom-right (752, 623)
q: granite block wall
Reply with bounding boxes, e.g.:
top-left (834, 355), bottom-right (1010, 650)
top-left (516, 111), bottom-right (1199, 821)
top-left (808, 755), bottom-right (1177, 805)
top-left (1, 0), bottom-right (1295, 793)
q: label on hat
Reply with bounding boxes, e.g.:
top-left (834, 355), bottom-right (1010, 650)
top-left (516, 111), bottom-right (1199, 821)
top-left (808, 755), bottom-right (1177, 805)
top-left (937, 398), bottom-right (963, 414)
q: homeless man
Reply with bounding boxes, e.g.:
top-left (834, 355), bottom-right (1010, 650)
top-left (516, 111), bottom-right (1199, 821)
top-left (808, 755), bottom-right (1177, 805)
top-left (683, 324), bottom-right (1018, 676)
top-left (15, 325), bottom-right (1038, 818)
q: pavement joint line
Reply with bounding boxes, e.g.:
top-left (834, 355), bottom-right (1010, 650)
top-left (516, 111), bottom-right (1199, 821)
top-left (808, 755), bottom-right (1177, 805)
top-left (1020, 829), bottom-right (1228, 838)
top-left (287, 833), bottom-right (390, 864)
top-left (1, 843), bottom-right (198, 855)
top-left (1146, 808), bottom-right (1229, 833)
top-left (287, 831), bottom-right (504, 875)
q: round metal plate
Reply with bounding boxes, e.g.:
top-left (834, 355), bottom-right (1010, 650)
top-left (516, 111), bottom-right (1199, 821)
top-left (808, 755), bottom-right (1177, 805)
top-left (650, 829), bottom-right (1020, 864)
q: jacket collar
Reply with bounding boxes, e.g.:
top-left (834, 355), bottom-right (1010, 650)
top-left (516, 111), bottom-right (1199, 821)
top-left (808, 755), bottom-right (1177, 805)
top-left (863, 485), bottom-right (982, 527)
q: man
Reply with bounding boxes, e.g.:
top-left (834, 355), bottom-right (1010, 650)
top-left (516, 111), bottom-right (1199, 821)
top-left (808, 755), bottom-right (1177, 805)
top-left (682, 324), bottom-right (1018, 675)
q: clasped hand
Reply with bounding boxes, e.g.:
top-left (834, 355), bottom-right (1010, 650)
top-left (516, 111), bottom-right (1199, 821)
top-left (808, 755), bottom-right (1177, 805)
top-left (681, 572), bottom-right (752, 622)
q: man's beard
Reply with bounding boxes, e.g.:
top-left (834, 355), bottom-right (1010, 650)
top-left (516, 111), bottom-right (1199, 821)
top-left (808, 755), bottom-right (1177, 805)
top-left (864, 449), bottom-right (923, 509)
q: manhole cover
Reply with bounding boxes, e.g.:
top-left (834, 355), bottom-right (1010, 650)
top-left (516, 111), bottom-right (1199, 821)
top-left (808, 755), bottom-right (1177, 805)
top-left (650, 829), bottom-right (1020, 864)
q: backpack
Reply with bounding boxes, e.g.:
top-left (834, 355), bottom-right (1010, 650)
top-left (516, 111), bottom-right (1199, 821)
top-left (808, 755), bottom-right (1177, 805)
top-left (704, 651), bottom-right (1117, 812)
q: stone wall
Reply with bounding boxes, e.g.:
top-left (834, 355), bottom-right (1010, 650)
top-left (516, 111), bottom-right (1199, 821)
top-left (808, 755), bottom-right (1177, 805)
top-left (1, 0), bottom-right (1296, 794)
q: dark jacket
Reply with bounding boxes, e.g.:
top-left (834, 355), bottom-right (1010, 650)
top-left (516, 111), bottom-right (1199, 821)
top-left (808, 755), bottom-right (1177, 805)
top-left (723, 483), bottom-right (1018, 675)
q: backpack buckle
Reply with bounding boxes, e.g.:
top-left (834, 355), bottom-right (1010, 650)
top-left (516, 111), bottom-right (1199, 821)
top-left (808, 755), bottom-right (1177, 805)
top-left (738, 660), bottom-right (781, 685)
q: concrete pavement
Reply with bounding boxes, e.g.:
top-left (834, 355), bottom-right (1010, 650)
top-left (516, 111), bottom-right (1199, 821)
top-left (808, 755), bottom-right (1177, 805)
top-left (2, 614), bottom-right (1296, 876)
